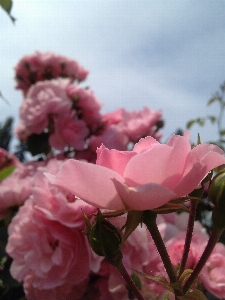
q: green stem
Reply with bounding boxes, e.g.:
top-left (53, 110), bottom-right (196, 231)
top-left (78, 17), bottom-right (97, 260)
top-left (143, 211), bottom-right (177, 284)
top-left (178, 200), bottom-right (198, 277)
top-left (116, 260), bottom-right (145, 300)
top-left (183, 226), bottom-right (224, 294)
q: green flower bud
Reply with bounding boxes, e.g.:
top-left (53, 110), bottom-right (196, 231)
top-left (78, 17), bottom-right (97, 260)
top-left (208, 171), bottom-right (225, 210)
top-left (84, 210), bottom-right (122, 265)
top-left (208, 171), bottom-right (225, 229)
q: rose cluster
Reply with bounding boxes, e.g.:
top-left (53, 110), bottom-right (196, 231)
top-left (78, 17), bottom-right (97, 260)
top-left (5, 159), bottom-right (225, 299)
top-left (14, 52), bottom-right (162, 161)
top-left (1, 52), bottom-right (225, 299)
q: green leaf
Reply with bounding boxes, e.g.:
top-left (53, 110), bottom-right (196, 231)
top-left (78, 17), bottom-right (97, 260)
top-left (178, 269), bottom-right (193, 286)
top-left (207, 115), bottom-right (216, 124)
top-left (219, 130), bottom-right (225, 136)
top-left (0, 166), bottom-right (15, 181)
top-left (207, 95), bottom-right (222, 106)
top-left (122, 210), bottom-right (143, 244)
top-left (132, 269), bottom-right (174, 293)
top-left (0, 0), bottom-right (15, 22)
top-left (186, 120), bottom-right (197, 129)
top-left (163, 294), bottom-right (170, 300)
top-left (196, 118), bottom-right (205, 126)
top-left (178, 289), bottom-right (207, 300)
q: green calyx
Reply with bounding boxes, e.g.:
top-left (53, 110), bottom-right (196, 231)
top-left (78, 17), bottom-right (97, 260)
top-left (84, 210), bottom-right (122, 265)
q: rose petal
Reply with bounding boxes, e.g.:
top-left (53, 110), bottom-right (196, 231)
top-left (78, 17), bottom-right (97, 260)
top-left (45, 159), bottom-right (125, 210)
top-left (112, 179), bottom-right (176, 211)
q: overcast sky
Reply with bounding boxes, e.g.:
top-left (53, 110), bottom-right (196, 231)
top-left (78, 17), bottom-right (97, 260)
top-left (1, 0), bottom-right (225, 144)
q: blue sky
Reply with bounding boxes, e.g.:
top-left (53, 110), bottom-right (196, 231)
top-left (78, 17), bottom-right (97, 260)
top-left (1, 0), bottom-right (225, 144)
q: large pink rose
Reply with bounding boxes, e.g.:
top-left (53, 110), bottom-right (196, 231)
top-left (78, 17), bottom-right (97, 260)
top-left (45, 132), bottom-right (225, 210)
top-left (6, 199), bottom-right (90, 298)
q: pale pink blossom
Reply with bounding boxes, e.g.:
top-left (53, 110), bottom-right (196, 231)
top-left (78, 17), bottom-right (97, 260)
top-left (103, 107), bottom-right (162, 143)
top-left (15, 52), bottom-right (88, 94)
top-left (200, 242), bottom-right (225, 298)
top-left (6, 159), bottom-right (97, 299)
top-left (166, 231), bottom-right (208, 270)
top-left (0, 161), bottom-right (44, 219)
top-left (67, 84), bottom-right (103, 132)
top-left (19, 78), bottom-right (72, 134)
top-left (45, 132), bottom-right (225, 211)
top-left (6, 199), bottom-right (90, 299)
top-left (49, 111), bottom-right (89, 150)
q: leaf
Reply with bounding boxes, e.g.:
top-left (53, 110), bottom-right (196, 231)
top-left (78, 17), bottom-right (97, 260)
top-left (178, 289), bottom-right (207, 300)
top-left (186, 120), bottom-right (197, 129)
top-left (122, 211), bottom-right (143, 244)
top-left (207, 115), bottom-right (216, 124)
top-left (132, 269), bottom-right (174, 293)
top-left (151, 202), bottom-right (189, 214)
top-left (178, 269), bottom-right (193, 285)
top-left (0, 0), bottom-right (16, 23)
top-left (186, 118), bottom-right (205, 129)
top-left (163, 294), bottom-right (170, 300)
top-left (196, 118), bottom-right (205, 127)
top-left (219, 130), bottom-right (225, 136)
top-left (0, 166), bottom-right (15, 181)
top-left (207, 95), bottom-right (222, 106)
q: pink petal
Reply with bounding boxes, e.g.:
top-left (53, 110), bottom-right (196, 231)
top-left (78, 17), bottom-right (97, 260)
top-left (133, 136), bottom-right (159, 153)
top-left (124, 134), bottom-right (191, 188)
top-left (112, 179), bottom-right (176, 211)
top-left (173, 144), bottom-right (225, 196)
top-left (96, 144), bottom-right (136, 176)
top-left (45, 159), bottom-right (125, 210)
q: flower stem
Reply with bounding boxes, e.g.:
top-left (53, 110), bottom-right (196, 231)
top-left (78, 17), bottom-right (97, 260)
top-left (178, 200), bottom-right (198, 277)
top-left (116, 260), bottom-right (145, 300)
top-left (183, 226), bottom-right (224, 294)
top-left (143, 211), bottom-right (177, 284)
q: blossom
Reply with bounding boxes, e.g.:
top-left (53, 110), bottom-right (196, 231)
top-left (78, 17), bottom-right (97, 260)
top-left (0, 161), bottom-right (44, 219)
top-left (15, 51), bottom-right (88, 94)
top-left (6, 199), bottom-right (90, 299)
top-left (200, 243), bottom-right (225, 298)
top-left (19, 78), bottom-right (72, 135)
top-left (6, 158), bottom-right (97, 299)
top-left (67, 84), bottom-right (103, 132)
top-left (103, 107), bottom-right (162, 143)
top-left (49, 111), bottom-right (89, 150)
top-left (45, 132), bottom-right (225, 211)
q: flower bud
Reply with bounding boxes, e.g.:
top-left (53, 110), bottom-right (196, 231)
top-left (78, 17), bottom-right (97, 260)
top-left (208, 171), bottom-right (225, 229)
top-left (208, 171), bottom-right (225, 210)
top-left (84, 210), bottom-right (122, 265)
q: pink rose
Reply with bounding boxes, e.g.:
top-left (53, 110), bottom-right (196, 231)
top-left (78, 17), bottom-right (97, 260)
top-left (200, 243), bottom-right (225, 298)
top-left (166, 231), bottom-right (208, 270)
top-left (19, 78), bottom-right (72, 134)
top-left (67, 84), bottom-right (102, 132)
top-left (6, 158), bottom-right (96, 299)
top-left (49, 111), bottom-right (89, 151)
top-left (45, 132), bottom-right (225, 211)
top-left (6, 199), bottom-right (90, 298)
top-left (103, 107), bottom-right (162, 143)
top-left (15, 52), bottom-right (88, 94)
top-left (0, 160), bottom-right (45, 219)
